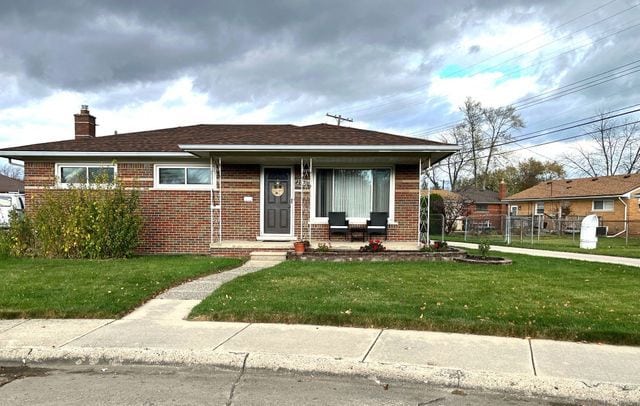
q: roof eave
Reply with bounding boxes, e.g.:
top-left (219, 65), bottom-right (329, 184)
top-left (178, 144), bottom-right (460, 153)
top-left (0, 151), bottom-right (195, 159)
top-left (504, 194), bottom-right (626, 201)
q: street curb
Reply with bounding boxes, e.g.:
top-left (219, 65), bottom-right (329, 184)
top-left (2, 347), bottom-right (638, 405)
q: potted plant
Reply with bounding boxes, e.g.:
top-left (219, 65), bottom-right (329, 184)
top-left (293, 240), bottom-right (306, 255)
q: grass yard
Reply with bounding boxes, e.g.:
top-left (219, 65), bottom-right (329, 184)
top-left (0, 256), bottom-right (243, 319)
top-left (190, 254), bottom-right (640, 345)
top-left (444, 234), bottom-right (640, 258)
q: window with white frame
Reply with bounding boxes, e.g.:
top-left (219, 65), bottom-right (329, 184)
top-left (57, 164), bottom-right (116, 186)
top-left (535, 202), bottom-right (545, 215)
top-left (592, 199), bottom-right (614, 211)
top-left (154, 164), bottom-right (213, 189)
top-left (315, 168), bottom-right (391, 218)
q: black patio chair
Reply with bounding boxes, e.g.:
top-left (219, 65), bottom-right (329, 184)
top-left (328, 212), bottom-right (349, 240)
top-left (367, 212), bottom-right (388, 240)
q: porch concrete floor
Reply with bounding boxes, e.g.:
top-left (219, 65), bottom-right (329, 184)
top-left (210, 240), bottom-right (422, 251)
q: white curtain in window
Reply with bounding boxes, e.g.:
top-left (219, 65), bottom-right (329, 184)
top-left (334, 169), bottom-right (372, 217)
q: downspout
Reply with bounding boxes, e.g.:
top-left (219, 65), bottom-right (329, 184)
top-left (608, 196), bottom-right (628, 238)
top-left (210, 154), bottom-right (214, 246)
top-left (218, 157), bottom-right (222, 243)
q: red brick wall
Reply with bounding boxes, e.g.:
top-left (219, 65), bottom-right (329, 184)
top-left (219, 165), bottom-right (261, 240)
top-left (23, 161), bottom-right (422, 254)
top-left (390, 164), bottom-right (419, 241)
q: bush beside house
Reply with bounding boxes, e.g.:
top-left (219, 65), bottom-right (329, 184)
top-left (5, 181), bottom-right (141, 259)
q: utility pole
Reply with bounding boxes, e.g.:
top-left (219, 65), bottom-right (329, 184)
top-left (326, 113), bottom-right (353, 126)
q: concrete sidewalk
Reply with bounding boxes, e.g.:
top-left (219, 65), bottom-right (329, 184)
top-left (1, 258), bottom-right (639, 404)
top-left (451, 241), bottom-right (640, 267)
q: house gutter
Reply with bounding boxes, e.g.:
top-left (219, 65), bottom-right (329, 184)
top-left (0, 151), bottom-right (193, 158)
top-left (178, 144), bottom-right (461, 153)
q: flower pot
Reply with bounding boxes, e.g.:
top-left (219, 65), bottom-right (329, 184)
top-left (293, 241), bottom-right (306, 255)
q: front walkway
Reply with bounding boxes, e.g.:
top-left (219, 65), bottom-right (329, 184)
top-left (1, 254), bottom-right (640, 403)
top-left (451, 241), bottom-right (640, 267)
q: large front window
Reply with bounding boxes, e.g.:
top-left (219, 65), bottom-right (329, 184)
top-left (315, 168), bottom-right (391, 218)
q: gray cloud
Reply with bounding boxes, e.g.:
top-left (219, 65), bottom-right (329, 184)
top-left (0, 0), bottom-right (637, 140)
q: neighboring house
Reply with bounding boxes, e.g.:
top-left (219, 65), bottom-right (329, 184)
top-left (457, 183), bottom-right (508, 232)
top-left (504, 174), bottom-right (640, 235)
top-left (0, 173), bottom-right (24, 193)
top-left (0, 106), bottom-right (459, 256)
top-left (457, 182), bottom-right (508, 217)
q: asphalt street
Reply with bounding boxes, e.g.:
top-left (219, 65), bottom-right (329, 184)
top-left (0, 362), bottom-right (592, 406)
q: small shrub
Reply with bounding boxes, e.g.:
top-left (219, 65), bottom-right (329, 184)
top-left (316, 242), bottom-right (331, 252)
top-left (432, 240), bottom-right (448, 251)
top-left (360, 239), bottom-right (386, 253)
top-left (478, 240), bottom-right (491, 258)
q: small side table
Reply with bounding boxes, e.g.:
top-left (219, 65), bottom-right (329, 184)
top-left (349, 223), bottom-right (367, 242)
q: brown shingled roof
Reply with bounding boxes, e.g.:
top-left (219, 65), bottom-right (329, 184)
top-left (0, 123), bottom-right (446, 153)
top-left (505, 173), bottom-right (640, 200)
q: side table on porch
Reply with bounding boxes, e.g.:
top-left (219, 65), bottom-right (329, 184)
top-left (349, 223), bottom-right (367, 242)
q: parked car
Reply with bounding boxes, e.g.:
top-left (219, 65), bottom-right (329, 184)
top-left (0, 193), bottom-right (25, 228)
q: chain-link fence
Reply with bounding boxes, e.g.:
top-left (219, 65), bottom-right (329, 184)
top-left (433, 213), bottom-right (640, 249)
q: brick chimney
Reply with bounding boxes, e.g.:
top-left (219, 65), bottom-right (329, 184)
top-left (498, 179), bottom-right (507, 200)
top-left (74, 105), bottom-right (96, 139)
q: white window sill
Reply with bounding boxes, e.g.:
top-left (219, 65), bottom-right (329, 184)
top-left (256, 235), bottom-right (297, 241)
top-left (150, 187), bottom-right (217, 191)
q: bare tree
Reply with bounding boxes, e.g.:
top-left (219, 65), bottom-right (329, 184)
top-left (0, 160), bottom-right (23, 180)
top-left (563, 113), bottom-right (640, 177)
top-left (454, 97), bottom-right (524, 189)
top-left (428, 125), bottom-right (473, 190)
top-left (459, 98), bottom-right (484, 184)
top-left (442, 195), bottom-right (468, 234)
top-left (480, 105), bottom-right (524, 189)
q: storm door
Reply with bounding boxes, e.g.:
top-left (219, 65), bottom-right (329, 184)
top-left (263, 168), bottom-right (291, 234)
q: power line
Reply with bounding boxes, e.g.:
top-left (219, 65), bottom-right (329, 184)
top-left (410, 54), bottom-right (640, 137)
top-left (438, 115), bottom-right (640, 166)
top-left (337, 0), bottom-right (636, 117)
top-left (365, 20), bottom-right (640, 134)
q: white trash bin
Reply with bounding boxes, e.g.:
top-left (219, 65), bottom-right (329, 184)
top-left (579, 214), bottom-right (599, 249)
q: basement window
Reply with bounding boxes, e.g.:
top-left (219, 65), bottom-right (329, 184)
top-left (57, 164), bottom-right (116, 187)
top-left (154, 164), bottom-right (213, 189)
top-left (592, 199), bottom-right (614, 212)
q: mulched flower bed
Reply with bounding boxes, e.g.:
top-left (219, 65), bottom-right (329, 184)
top-left (287, 248), bottom-right (467, 262)
top-left (454, 255), bottom-right (512, 265)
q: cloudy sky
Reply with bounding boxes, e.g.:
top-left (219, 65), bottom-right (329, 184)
top-left (1, 0), bottom-right (639, 173)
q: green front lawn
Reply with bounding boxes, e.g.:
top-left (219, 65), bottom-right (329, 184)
top-left (190, 255), bottom-right (640, 345)
top-left (0, 256), bottom-right (243, 319)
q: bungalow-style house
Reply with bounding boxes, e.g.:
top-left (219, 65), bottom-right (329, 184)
top-left (0, 173), bottom-right (24, 193)
top-left (504, 174), bottom-right (640, 236)
top-left (0, 106), bottom-right (459, 256)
